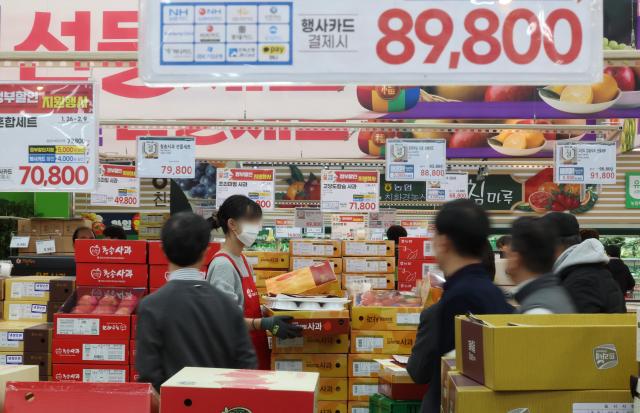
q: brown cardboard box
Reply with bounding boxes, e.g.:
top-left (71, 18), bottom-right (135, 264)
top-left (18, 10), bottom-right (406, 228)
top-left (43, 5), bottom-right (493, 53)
top-left (16, 220), bottom-right (33, 235)
top-left (4, 276), bottom-right (74, 301)
top-left (455, 314), bottom-right (636, 391)
top-left (351, 306), bottom-right (422, 331)
top-left (49, 277), bottom-right (75, 302)
top-left (318, 378), bottom-right (348, 401)
top-left (317, 401), bottom-right (347, 413)
top-left (290, 240), bottom-right (342, 257)
top-left (35, 220), bottom-right (65, 236)
top-left (0, 322), bottom-right (46, 352)
top-left (342, 241), bottom-right (394, 257)
top-left (342, 257), bottom-right (395, 274)
top-left (348, 354), bottom-right (381, 378)
top-left (272, 334), bottom-right (350, 354)
top-left (350, 330), bottom-right (416, 355)
top-left (24, 352), bottom-right (52, 376)
top-left (271, 354), bottom-right (347, 378)
top-left (62, 219), bottom-right (86, 236)
top-left (24, 323), bottom-right (52, 353)
top-left (348, 377), bottom-right (378, 401)
top-left (290, 257), bottom-right (343, 274)
top-left (440, 356), bottom-right (457, 410)
top-left (53, 236), bottom-right (74, 254)
top-left (245, 251), bottom-right (290, 270)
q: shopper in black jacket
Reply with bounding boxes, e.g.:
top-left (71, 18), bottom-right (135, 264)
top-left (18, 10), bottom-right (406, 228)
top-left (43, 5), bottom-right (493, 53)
top-left (605, 244), bottom-right (635, 296)
top-left (407, 200), bottom-right (513, 413)
top-left (542, 212), bottom-right (626, 314)
top-left (136, 212), bottom-right (257, 391)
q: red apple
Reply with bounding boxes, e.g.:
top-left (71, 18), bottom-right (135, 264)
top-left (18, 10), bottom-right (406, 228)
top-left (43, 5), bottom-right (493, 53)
top-left (98, 295), bottom-right (119, 307)
top-left (77, 295), bottom-right (98, 306)
top-left (605, 66), bottom-right (636, 91)
top-left (484, 86), bottom-right (536, 102)
top-left (71, 304), bottom-right (94, 314)
top-left (119, 296), bottom-right (139, 308)
top-left (114, 307), bottom-right (132, 315)
top-left (92, 304), bottom-right (116, 315)
top-left (513, 119), bottom-right (556, 141)
top-left (449, 131), bottom-right (490, 149)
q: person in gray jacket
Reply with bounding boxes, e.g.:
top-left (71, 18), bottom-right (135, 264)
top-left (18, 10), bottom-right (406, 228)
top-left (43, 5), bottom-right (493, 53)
top-left (506, 217), bottom-right (576, 314)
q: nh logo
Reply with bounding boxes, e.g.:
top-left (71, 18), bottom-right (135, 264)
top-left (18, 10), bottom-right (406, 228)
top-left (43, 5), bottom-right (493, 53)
top-left (169, 8), bottom-right (189, 17)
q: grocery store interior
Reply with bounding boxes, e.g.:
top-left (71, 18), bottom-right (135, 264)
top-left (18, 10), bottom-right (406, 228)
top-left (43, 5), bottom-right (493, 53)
top-left (0, 0), bottom-right (640, 412)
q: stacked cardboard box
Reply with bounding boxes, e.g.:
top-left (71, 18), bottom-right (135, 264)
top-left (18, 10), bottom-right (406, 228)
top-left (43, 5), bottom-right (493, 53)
top-left (137, 213), bottom-right (169, 241)
top-left (2, 276), bottom-right (74, 323)
top-left (397, 238), bottom-right (437, 292)
top-left (288, 241), bottom-right (341, 295)
top-left (374, 359), bottom-right (426, 407)
top-left (0, 322), bottom-right (52, 381)
top-left (342, 241), bottom-right (395, 292)
top-left (446, 314), bottom-right (635, 412)
top-left (15, 218), bottom-right (86, 255)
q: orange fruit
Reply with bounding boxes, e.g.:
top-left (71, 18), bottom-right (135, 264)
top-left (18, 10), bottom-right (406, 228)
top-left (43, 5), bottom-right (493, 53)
top-left (538, 182), bottom-right (560, 194)
top-left (495, 130), bottom-right (514, 143)
top-left (560, 85), bottom-right (593, 104)
top-left (503, 132), bottom-right (528, 150)
top-left (548, 85), bottom-right (566, 95)
top-left (286, 182), bottom-right (304, 200)
top-left (591, 74), bottom-right (619, 103)
top-left (524, 131), bottom-right (545, 148)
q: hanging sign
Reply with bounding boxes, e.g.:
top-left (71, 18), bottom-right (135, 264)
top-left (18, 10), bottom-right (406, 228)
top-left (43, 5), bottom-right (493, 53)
top-left (425, 172), bottom-right (469, 202)
top-left (294, 208), bottom-right (324, 235)
top-left (0, 82), bottom-right (97, 192)
top-left (9, 236), bottom-right (30, 249)
top-left (321, 170), bottom-right (380, 213)
top-left (139, 0), bottom-right (603, 85)
top-left (91, 164), bottom-right (140, 208)
top-left (275, 218), bottom-right (302, 239)
top-left (137, 137), bottom-right (196, 178)
top-left (331, 214), bottom-right (367, 240)
top-left (216, 168), bottom-right (276, 211)
top-left (386, 139), bottom-right (447, 182)
top-left (626, 172), bottom-right (640, 209)
top-left (400, 219), bottom-right (432, 237)
top-left (35, 239), bottom-right (56, 255)
top-left (554, 141), bottom-right (617, 185)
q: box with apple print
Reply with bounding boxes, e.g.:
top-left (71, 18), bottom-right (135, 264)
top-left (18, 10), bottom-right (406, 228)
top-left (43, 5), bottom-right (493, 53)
top-left (75, 240), bottom-right (147, 264)
top-left (51, 337), bottom-right (129, 365)
top-left (76, 263), bottom-right (148, 288)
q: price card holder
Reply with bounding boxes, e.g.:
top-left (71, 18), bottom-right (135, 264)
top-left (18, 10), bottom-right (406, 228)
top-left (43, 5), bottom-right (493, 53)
top-left (137, 137), bottom-right (195, 179)
top-left (216, 168), bottom-right (276, 211)
top-left (9, 236), bottom-right (30, 249)
top-left (386, 139), bottom-right (447, 182)
top-left (35, 239), bottom-right (56, 255)
top-left (554, 141), bottom-right (617, 185)
top-left (321, 170), bottom-right (380, 213)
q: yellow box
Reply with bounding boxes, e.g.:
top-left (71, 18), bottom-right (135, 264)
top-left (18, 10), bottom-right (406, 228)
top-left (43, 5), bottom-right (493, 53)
top-left (342, 273), bottom-right (394, 290)
top-left (348, 377), bottom-right (378, 401)
top-left (271, 354), bottom-right (347, 378)
top-left (342, 241), bottom-right (394, 257)
top-left (318, 400), bottom-right (348, 413)
top-left (348, 354), bottom-right (381, 378)
top-left (290, 240), bottom-right (342, 257)
top-left (455, 314), bottom-right (636, 391)
top-left (343, 257), bottom-right (394, 274)
top-left (4, 276), bottom-right (60, 301)
top-left (0, 322), bottom-right (42, 352)
top-left (318, 378), bottom-right (349, 401)
top-left (351, 306), bottom-right (422, 331)
top-left (376, 359), bottom-right (415, 384)
top-left (254, 270), bottom-right (287, 280)
top-left (244, 251), bottom-right (290, 270)
top-left (0, 366), bottom-right (39, 410)
top-left (447, 371), bottom-right (632, 413)
top-left (350, 330), bottom-right (416, 355)
top-left (290, 257), bottom-right (343, 274)
top-left (272, 334), bottom-right (350, 354)
top-left (441, 356), bottom-right (457, 410)
top-left (348, 401), bottom-right (369, 413)
top-left (265, 261), bottom-right (337, 295)
top-left (3, 300), bottom-right (49, 322)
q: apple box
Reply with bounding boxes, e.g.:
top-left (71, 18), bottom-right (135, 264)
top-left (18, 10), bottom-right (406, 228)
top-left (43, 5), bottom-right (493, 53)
top-left (130, 366), bottom-right (140, 383)
top-left (397, 260), bottom-right (440, 284)
top-left (52, 338), bottom-right (129, 365)
top-left (148, 241), bottom-right (220, 265)
top-left (3, 382), bottom-right (159, 413)
top-left (148, 265), bottom-right (170, 289)
top-left (76, 263), bottom-right (148, 288)
top-left (161, 367), bottom-right (318, 413)
top-left (398, 238), bottom-right (435, 260)
top-left (53, 364), bottom-right (129, 383)
top-left (75, 239), bottom-right (147, 263)
top-left (130, 339), bottom-right (136, 361)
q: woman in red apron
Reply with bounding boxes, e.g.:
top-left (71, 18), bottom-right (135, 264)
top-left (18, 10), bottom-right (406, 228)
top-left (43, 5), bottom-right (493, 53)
top-left (207, 195), bottom-right (302, 370)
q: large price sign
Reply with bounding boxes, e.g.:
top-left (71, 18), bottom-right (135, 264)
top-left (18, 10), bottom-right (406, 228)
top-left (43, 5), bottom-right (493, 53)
top-left (91, 164), bottom-right (140, 208)
top-left (554, 141), bottom-right (617, 185)
top-left (216, 168), bottom-right (276, 211)
top-left (137, 137), bottom-right (196, 179)
top-left (140, 0), bottom-right (602, 85)
top-left (0, 82), bottom-right (97, 192)
top-left (386, 139), bottom-right (446, 182)
top-left (425, 173), bottom-right (469, 202)
top-left (321, 170), bottom-right (380, 213)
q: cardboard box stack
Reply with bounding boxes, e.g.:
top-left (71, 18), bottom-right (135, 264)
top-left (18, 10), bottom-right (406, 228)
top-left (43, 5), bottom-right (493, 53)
top-left (397, 238), bottom-right (437, 292)
top-left (2, 276), bottom-right (74, 324)
top-left (0, 322), bottom-right (53, 381)
top-left (287, 241), bottom-right (341, 295)
top-left (137, 213), bottom-right (169, 241)
top-left (15, 218), bottom-right (86, 255)
top-left (342, 241), bottom-right (396, 292)
top-left (445, 314), bottom-right (636, 412)
top-left (370, 359), bottom-right (426, 411)
top-left (52, 239), bottom-right (148, 383)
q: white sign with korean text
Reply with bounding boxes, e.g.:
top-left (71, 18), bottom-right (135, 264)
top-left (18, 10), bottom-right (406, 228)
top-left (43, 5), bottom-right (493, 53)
top-left (139, 0), bottom-right (603, 85)
top-left (425, 173), bottom-right (469, 202)
top-left (554, 141), bottom-right (617, 185)
top-left (386, 139), bottom-right (447, 182)
top-left (331, 215), bottom-right (367, 240)
top-left (91, 164), bottom-right (140, 208)
top-left (137, 137), bottom-right (196, 178)
top-left (35, 239), bottom-right (56, 255)
top-left (321, 170), bottom-right (380, 213)
top-left (400, 220), bottom-right (431, 237)
top-left (294, 208), bottom-right (324, 235)
top-left (275, 218), bottom-right (302, 239)
top-left (216, 168), bottom-right (275, 211)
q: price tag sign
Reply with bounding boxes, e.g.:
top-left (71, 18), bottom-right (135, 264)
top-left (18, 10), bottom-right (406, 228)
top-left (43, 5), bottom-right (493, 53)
top-left (386, 139), bottom-right (447, 182)
top-left (294, 208), bottom-right (324, 236)
top-left (35, 239), bottom-right (56, 255)
top-left (554, 142), bottom-right (617, 185)
top-left (369, 209), bottom-right (397, 230)
top-left (321, 170), bottom-right (380, 213)
top-left (331, 215), bottom-right (367, 240)
top-left (0, 82), bottom-right (97, 192)
top-left (137, 137), bottom-right (195, 179)
top-left (275, 218), bottom-right (302, 239)
top-left (216, 168), bottom-right (275, 211)
top-left (401, 220), bottom-right (432, 237)
top-left (426, 173), bottom-right (469, 202)
top-left (140, 0), bottom-right (602, 85)
top-left (91, 164), bottom-right (140, 208)
top-left (9, 236), bottom-right (30, 249)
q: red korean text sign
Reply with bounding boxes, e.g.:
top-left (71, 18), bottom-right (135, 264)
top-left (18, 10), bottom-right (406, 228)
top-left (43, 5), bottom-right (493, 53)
top-left (0, 82), bottom-right (98, 192)
top-left (216, 168), bottom-right (276, 211)
top-left (322, 170), bottom-right (380, 213)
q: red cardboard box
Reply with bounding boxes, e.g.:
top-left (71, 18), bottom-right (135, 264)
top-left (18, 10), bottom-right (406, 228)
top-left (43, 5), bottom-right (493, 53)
top-left (398, 238), bottom-right (435, 260)
top-left (379, 378), bottom-right (428, 401)
top-left (52, 338), bottom-right (129, 365)
top-left (131, 315), bottom-right (137, 338)
top-left (397, 260), bottom-right (439, 283)
top-left (130, 339), bottom-right (136, 361)
top-left (76, 263), bottom-right (148, 288)
top-left (4, 382), bottom-right (159, 413)
top-left (130, 366), bottom-right (140, 383)
top-left (161, 367), bottom-right (318, 413)
top-left (53, 364), bottom-right (129, 383)
top-left (75, 240), bottom-right (147, 264)
top-left (148, 241), bottom-right (220, 265)
top-left (148, 265), bottom-right (170, 289)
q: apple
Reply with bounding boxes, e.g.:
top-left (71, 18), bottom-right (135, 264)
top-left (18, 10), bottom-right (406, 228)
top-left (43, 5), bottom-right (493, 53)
top-left (604, 66), bottom-right (636, 91)
top-left (99, 295), bottom-right (119, 307)
top-left (114, 307), bottom-right (132, 315)
top-left (484, 86), bottom-right (536, 102)
top-left (119, 296), bottom-right (139, 307)
top-left (449, 131), bottom-right (490, 149)
top-left (92, 305), bottom-right (116, 315)
top-left (509, 119), bottom-right (556, 141)
top-left (77, 295), bottom-right (98, 306)
top-left (71, 304), bottom-right (95, 314)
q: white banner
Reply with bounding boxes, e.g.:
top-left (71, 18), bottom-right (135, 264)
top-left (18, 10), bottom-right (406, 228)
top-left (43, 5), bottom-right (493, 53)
top-left (554, 141), bottom-right (617, 184)
top-left (321, 170), bottom-right (380, 213)
top-left (386, 139), bottom-right (447, 182)
top-left (139, 0), bottom-right (603, 85)
top-left (425, 172), bottom-right (469, 202)
top-left (331, 214), bottom-right (367, 240)
top-left (216, 168), bottom-right (276, 211)
top-left (0, 82), bottom-right (97, 192)
top-left (400, 219), bottom-right (432, 237)
top-left (91, 164), bottom-right (140, 207)
top-left (137, 137), bottom-right (196, 178)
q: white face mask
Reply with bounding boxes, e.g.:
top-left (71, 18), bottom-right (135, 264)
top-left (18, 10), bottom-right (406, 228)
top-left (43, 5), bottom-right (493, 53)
top-left (235, 222), bottom-right (261, 247)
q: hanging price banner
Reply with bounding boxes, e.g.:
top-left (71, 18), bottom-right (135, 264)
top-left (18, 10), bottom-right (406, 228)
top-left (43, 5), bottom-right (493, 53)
top-left (140, 0), bottom-right (602, 85)
top-left (294, 208), bottom-right (324, 236)
top-left (137, 137), bottom-right (195, 178)
top-left (321, 170), bottom-right (380, 213)
top-left (91, 164), bottom-right (140, 208)
top-left (400, 219), bottom-right (432, 237)
top-left (554, 142), bottom-right (617, 185)
top-left (275, 218), bottom-right (302, 239)
top-left (386, 139), bottom-right (447, 182)
top-left (216, 168), bottom-right (276, 211)
top-left (425, 173), bottom-right (469, 202)
top-left (0, 82), bottom-right (97, 192)
top-left (331, 214), bottom-right (367, 240)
